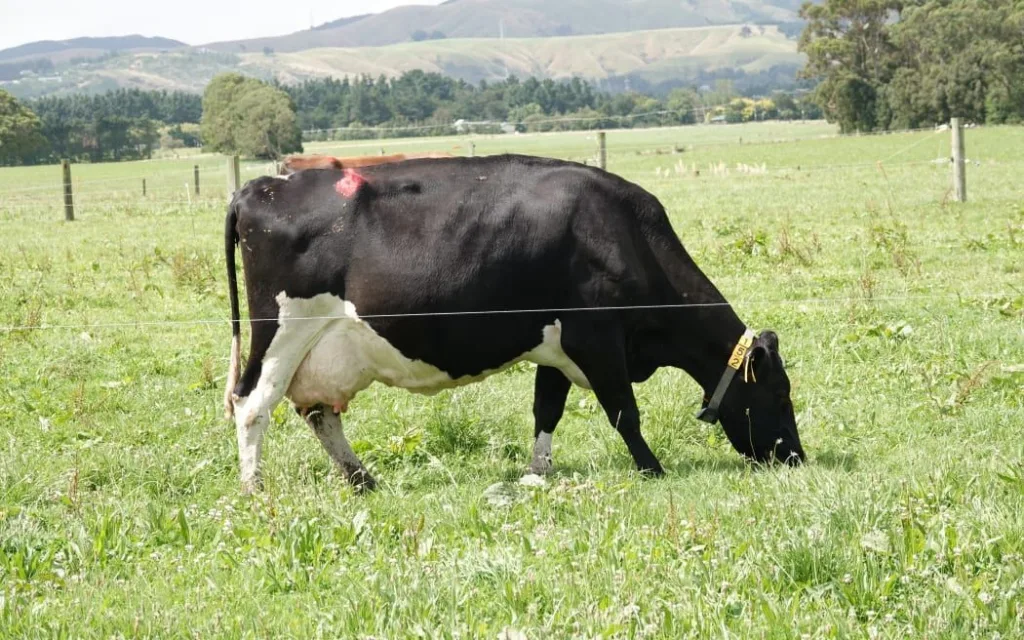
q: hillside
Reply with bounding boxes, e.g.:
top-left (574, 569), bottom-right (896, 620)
top-left (0, 25), bottom-right (803, 99)
top-left (203, 0), bottom-right (805, 52)
top-left (0, 36), bottom-right (186, 64)
top-left (241, 25), bottom-right (802, 88)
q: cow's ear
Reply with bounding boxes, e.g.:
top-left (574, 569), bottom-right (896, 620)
top-left (757, 330), bottom-right (779, 353)
top-left (747, 331), bottom-right (781, 380)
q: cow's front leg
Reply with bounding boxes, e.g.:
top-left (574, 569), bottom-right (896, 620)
top-left (305, 406), bottom-right (376, 492)
top-left (529, 366), bottom-right (571, 475)
top-left (560, 318), bottom-right (664, 477)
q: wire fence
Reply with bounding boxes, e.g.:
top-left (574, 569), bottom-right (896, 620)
top-left (0, 123), bottom-right (980, 214)
top-left (0, 120), bottom-right (1018, 335)
top-left (1, 292), bottom-right (1015, 334)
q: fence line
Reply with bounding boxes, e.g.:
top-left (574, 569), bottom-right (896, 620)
top-left (0, 120), bottom-right (986, 223)
top-left (0, 158), bottom-right (990, 216)
top-left (644, 160), bottom-right (944, 181)
top-left (0, 159), bottom-right (961, 215)
top-left (0, 126), bottom-right (959, 198)
top-left (0, 167), bottom-right (227, 195)
top-left (0, 292), bottom-right (1013, 334)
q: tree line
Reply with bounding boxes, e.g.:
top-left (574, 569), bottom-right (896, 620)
top-left (799, 0), bottom-right (1024, 133)
top-left (0, 88), bottom-right (203, 165)
top-left (275, 72), bottom-right (821, 143)
top-left (1, 73), bottom-right (818, 164)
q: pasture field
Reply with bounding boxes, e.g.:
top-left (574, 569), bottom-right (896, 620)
top-left (1, 122), bottom-right (1022, 638)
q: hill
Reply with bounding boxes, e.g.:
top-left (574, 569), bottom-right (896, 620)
top-left (0, 36), bottom-right (186, 64)
top-left (203, 0), bottom-right (805, 52)
top-left (241, 24), bottom-right (803, 89)
top-left (0, 25), bottom-right (803, 99)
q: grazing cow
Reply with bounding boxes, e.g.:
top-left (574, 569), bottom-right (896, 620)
top-left (280, 151), bottom-right (454, 174)
top-left (223, 154), bottom-right (805, 493)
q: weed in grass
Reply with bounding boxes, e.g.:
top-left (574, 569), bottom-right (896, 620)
top-left (869, 218), bottom-right (921, 277)
top-left (166, 248), bottom-right (217, 295)
top-left (192, 355), bottom-right (217, 391)
top-left (777, 223), bottom-right (815, 266)
top-left (859, 265), bottom-right (879, 300)
top-left (731, 228), bottom-right (771, 257)
top-left (962, 293), bottom-right (1024, 318)
top-left (927, 360), bottom-right (999, 415)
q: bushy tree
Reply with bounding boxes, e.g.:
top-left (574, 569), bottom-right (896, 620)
top-left (665, 89), bottom-right (698, 124)
top-left (797, 0), bottom-right (901, 132)
top-left (799, 0), bottom-right (1024, 131)
top-left (201, 73), bottom-right (302, 159)
top-left (0, 89), bottom-right (48, 165)
top-left (888, 0), bottom-right (1024, 126)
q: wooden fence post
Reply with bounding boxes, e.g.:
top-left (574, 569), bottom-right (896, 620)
top-left (194, 165), bottom-right (200, 196)
top-left (469, 142), bottom-right (476, 158)
top-left (61, 160), bottom-right (74, 221)
top-left (142, 178), bottom-right (146, 197)
top-left (951, 117), bottom-right (966, 203)
top-left (598, 131), bottom-right (607, 170)
top-left (227, 155), bottom-right (240, 197)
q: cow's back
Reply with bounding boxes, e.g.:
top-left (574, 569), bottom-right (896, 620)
top-left (231, 154), bottom-right (678, 384)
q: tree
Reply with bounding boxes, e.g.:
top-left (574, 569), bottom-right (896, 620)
top-left (201, 73), bottom-right (250, 153)
top-left (771, 91), bottom-right (798, 119)
top-left (508, 102), bottom-right (544, 127)
top-left (233, 86), bottom-right (303, 158)
top-left (0, 89), bottom-right (48, 165)
top-left (665, 89), bottom-right (698, 124)
top-left (798, 0), bottom-right (902, 133)
top-left (411, 30), bottom-right (445, 41)
top-left (887, 0), bottom-right (1024, 126)
top-left (201, 73), bottom-right (302, 159)
top-left (798, 0), bottom-right (1024, 131)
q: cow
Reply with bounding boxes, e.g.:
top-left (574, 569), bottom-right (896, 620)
top-left (280, 151), bottom-right (454, 175)
top-left (223, 154), bottom-right (805, 494)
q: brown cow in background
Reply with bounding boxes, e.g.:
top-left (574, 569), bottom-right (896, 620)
top-left (280, 151), bottom-right (455, 174)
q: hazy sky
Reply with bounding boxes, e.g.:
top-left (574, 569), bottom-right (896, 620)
top-left (0, 0), bottom-right (446, 50)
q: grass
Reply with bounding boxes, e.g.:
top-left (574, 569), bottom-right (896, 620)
top-left (1, 121), bottom-right (1022, 638)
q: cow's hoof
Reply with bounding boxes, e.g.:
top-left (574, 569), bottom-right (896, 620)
top-left (240, 476), bottom-right (264, 495)
top-left (527, 457), bottom-right (553, 476)
top-left (348, 469), bottom-right (377, 494)
top-left (638, 465), bottom-right (665, 479)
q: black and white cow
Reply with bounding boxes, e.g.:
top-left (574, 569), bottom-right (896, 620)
top-left (223, 154), bottom-right (805, 493)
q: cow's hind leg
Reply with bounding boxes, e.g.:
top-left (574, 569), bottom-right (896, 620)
top-left (529, 366), bottom-right (571, 475)
top-left (231, 321), bottom-right (279, 495)
top-left (560, 318), bottom-right (664, 476)
top-left (304, 406), bottom-right (376, 492)
top-left (232, 317), bottom-right (328, 494)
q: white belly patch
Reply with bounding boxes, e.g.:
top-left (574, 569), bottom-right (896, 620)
top-left (277, 292), bottom-right (591, 411)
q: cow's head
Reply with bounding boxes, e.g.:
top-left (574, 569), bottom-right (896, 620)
top-left (700, 330), bottom-right (806, 466)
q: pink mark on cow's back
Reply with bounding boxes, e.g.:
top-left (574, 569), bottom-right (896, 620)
top-left (335, 169), bottom-right (367, 198)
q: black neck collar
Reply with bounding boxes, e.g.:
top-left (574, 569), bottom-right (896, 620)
top-left (696, 329), bottom-right (756, 424)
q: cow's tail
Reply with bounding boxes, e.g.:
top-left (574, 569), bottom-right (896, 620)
top-left (223, 201), bottom-right (242, 420)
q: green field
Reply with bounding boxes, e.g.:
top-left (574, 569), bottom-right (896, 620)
top-left (1, 121), bottom-right (1022, 637)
